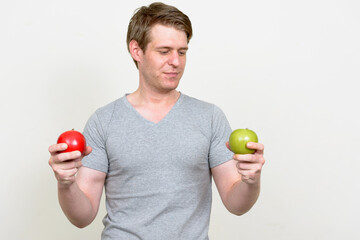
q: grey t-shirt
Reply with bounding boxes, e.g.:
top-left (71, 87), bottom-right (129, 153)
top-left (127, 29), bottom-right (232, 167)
top-left (82, 93), bottom-right (233, 240)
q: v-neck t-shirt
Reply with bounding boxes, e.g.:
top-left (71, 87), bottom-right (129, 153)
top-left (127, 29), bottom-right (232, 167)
top-left (82, 93), bottom-right (234, 240)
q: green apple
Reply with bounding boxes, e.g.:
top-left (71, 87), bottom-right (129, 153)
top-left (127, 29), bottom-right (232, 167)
top-left (229, 128), bottom-right (258, 154)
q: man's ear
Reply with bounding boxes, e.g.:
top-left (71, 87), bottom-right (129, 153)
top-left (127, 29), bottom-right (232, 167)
top-left (129, 40), bottom-right (143, 63)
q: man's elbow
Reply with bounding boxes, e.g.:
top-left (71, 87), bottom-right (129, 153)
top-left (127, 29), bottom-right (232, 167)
top-left (228, 208), bottom-right (250, 216)
top-left (74, 222), bottom-right (89, 229)
top-left (69, 217), bottom-right (94, 229)
top-left (224, 201), bottom-right (255, 216)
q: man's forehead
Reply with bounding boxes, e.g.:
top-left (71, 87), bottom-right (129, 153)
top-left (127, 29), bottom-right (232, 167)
top-left (148, 24), bottom-right (188, 48)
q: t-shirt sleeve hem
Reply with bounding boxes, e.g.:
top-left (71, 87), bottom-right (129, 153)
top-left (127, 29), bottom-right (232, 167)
top-left (82, 161), bottom-right (108, 173)
top-left (209, 151), bottom-right (234, 168)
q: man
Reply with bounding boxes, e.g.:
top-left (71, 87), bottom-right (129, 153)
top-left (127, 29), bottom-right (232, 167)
top-left (48, 2), bottom-right (265, 239)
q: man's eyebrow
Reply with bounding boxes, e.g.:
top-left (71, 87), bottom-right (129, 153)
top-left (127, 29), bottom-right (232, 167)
top-left (155, 46), bottom-right (188, 50)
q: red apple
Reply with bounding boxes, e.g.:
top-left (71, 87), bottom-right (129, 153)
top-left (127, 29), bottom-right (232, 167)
top-left (57, 129), bottom-right (86, 155)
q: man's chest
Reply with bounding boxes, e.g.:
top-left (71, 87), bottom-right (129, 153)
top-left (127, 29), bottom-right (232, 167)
top-left (104, 119), bottom-right (211, 183)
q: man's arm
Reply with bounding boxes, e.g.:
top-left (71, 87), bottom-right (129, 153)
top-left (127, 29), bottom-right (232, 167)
top-left (49, 143), bottom-right (106, 228)
top-left (211, 142), bottom-right (265, 216)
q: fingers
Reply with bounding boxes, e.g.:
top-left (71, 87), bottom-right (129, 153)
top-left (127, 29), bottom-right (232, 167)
top-left (57, 151), bottom-right (82, 162)
top-left (57, 158), bottom-right (83, 170)
top-left (56, 167), bottom-right (78, 179)
top-left (246, 142), bottom-right (264, 153)
top-left (225, 141), bottom-right (264, 154)
top-left (233, 153), bottom-right (265, 164)
top-left (49, 150), bottom-right (83, 171)
top-left (232, 143), bottom-right (265, 184)
top-left (49, 156), bottom-right (82, 185)
top-left (48, 143), bottom-right (88, 186)
top-left (235, 159), bottom-right (264, 184)
top-left (236, 161), bottom-right (260, 171)
top-left (48, 143), bottom-right (68, 155)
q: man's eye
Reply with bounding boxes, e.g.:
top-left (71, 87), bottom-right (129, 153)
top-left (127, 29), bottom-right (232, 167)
top-left (159, 50), bottom-right (169, 54)
top-left (179, 51), bottom-right (186, 56)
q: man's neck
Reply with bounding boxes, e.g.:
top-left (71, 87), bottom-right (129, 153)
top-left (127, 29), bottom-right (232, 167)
top-left (127, 88), bottom-right (180, 108)
top-left (126, 88), bottom-right (181, 123)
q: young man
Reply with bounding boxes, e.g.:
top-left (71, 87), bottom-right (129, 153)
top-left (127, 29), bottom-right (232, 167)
top-left (48, 2), bottom-right (265, 239)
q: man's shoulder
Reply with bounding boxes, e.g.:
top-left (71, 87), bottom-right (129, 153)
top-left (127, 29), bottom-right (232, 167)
top-left (182, 94), bottom-right (226, 115)
top-left (84, 96), bottom-right (128, 134)
top-left (181, 94), bottom-right (229, 123)
top-left (182, 94), bottom-right (215, 110)
top-left (94, 97), bottom-right (125, 117)
top-left (86, 97), bottom-right (127, 129)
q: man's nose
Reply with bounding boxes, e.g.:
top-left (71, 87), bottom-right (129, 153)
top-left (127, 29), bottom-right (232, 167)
top-left (168, 52), bottom-right (180, 67)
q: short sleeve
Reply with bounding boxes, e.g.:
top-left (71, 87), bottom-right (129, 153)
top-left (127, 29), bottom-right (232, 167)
top-left (82, 112), bottom-right (109, 173)
top-left (208, 105), bottom-right (234, 168)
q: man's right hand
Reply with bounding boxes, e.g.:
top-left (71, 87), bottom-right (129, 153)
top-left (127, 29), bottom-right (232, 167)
top-left (48, 143), bottom-right (92, 187)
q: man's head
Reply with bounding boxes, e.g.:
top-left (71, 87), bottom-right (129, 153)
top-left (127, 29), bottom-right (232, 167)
top-left (127, 2), bottom-right (192, 68)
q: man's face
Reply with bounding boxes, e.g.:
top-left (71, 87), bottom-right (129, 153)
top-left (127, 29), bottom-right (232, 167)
top-left (137, 24), bottom-right (188, 93)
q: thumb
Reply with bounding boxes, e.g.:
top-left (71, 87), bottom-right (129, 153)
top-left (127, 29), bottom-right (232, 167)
top-left (84, 146), bottom-right (92, 156)
top-left (225, 141), bottom-right (231, 151)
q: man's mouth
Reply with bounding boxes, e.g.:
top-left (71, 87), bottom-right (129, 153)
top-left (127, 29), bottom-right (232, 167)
top-left (164, 72), bottom-right (179, 78)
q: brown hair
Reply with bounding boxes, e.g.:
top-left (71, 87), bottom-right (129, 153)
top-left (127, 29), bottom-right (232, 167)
top-left (126, 2), bottom-right (193, 67)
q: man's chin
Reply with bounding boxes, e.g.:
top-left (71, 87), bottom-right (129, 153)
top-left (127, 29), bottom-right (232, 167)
top-left (158, 82), bottom-right (180, 93)
top-left (164, 78), bottom-right (180, 87)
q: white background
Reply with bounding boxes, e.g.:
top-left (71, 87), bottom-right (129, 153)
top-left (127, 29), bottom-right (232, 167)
top-left (1, 0), bottom-right (359, 239)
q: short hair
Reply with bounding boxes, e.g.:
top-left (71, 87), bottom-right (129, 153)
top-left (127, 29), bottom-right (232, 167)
top-left (126, 2), bottom-right (193, 67)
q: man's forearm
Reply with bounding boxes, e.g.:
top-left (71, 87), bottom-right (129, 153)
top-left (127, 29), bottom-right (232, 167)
top-left (224, 180), bottom-right (261, 216)
top-left (58, 182), bottom-right (96, 228)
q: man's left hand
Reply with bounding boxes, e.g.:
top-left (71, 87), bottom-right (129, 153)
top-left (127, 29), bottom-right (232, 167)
top-left (226, 142), bottom-right (265, 185)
